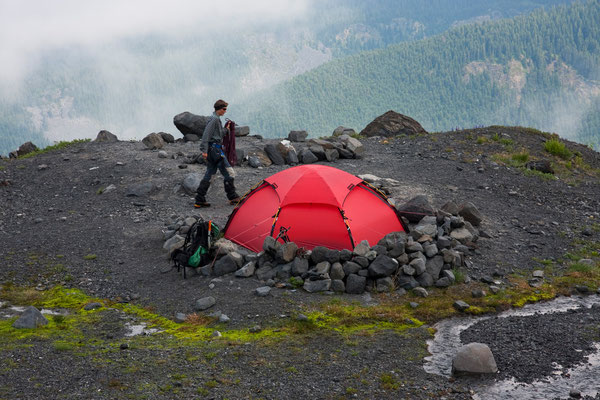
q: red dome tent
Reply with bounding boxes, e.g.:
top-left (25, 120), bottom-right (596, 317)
top-left (224, 165), bottom-right (408, 252)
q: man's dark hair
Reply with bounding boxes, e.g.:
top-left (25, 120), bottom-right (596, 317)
top-left (214, 99), bottom-right (228, 110)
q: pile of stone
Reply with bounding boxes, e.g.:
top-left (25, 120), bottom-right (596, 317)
top-left (162, 196), bottom-right (484, 295)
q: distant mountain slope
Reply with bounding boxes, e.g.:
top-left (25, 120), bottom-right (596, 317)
top-left (239, 0), bottom-right (600, 148)
top-left (0, 1), bottom-right (577, 156)
top-left (316, 0), bottom-right (574, 56)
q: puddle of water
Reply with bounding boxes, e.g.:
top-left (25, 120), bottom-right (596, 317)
top-left (424, 295), bottom-right (600, 399)
top-left (0, 305), bottom-right (69, 318)
top-left (124, 322), bottom-right (160, 337)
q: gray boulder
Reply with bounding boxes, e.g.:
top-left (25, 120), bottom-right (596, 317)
top-left (415, 216), bottom-right (438, 237)
top-left (458, 202), bottom-right (483, 227)
top-left (299, 149), bottom-right (318, 164)
top-left (395, 274), bottom-right (419, 290)
top-left (12, 306), bottom-right (49, 329)
top-left (142, 133), bottom-right (165, 150)
top-left (94, 130), bottom-right (118, 142)
top-left (360, 110), bottom-right (427, 137)
top-left (310, 246), bottom-right (329, 264)
top-left (342, 261), bottom-right (362, 276)
top-left (303, 279), bottom-right (331, 293)
top-left (308, 145), bottom-right (326, 161)
top-left (526, 160), bottom-right (554, 174)
top-left (264, 144), bottom-right (286, 165)
top-left (255, 286), bottom-right (272, 297)
top-left (276, 242), bottom-right (298, 264)
top-left (213, 254), bottom-right (241, 276)
top-left (286, 149), bottom-right (299, 165)
top-left (159, 132), bottom-right (175, 143)
top-left (397, 195), bottom-right (435, 223)
top-left (376, 277), bottom-right (394, 292)
top-left (182, 173), bottom-right (202, 195)
top-left (416, 272), bottom-right (434, 288)
top-left (291, 257), bottom-right (309, 276)
top-left (234, 125), bottom-right (250, 137)
top-left (195, 296), bottom-right (216, 311)
top-left (339, 135), bottom-right (364, 157)
top-left (332, 126), bottom-right (356, 137)
top-left (368, 255), bottom-right (399, 278)
top-left (235, 261), bottom-right (256, 278)
top-left (126, 182), bottom-right (156, 197)
top-left (16, 141), bottom-right (39, 157)
top-left (329, 262), bottom-right (345, 280)
top-left (353, 240), bottom-right (371, 256)
top-left (173, 112), bottom-right (210, 136)
top-left (426, 256), bottom-right (444, 280)
top-left (331, 279), bottom-right (346, 292)
top-left (325, 149), bottom-right (339, 162)
top-left (288, 130), bottom-right (308, 142)
top-left (452, 343), bottom-right (498, 375)
top-left (346, 274), bottom-right (366, 294)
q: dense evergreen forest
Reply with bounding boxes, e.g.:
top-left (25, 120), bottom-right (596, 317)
top-left (239, 0), bottom-right (600, 149)
top-left (314, 0), bottom-right (573, 55)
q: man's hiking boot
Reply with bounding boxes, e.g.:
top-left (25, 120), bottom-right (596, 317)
top-left (229, 197), bottom-right (241, 205)
top-left (194, 201), bottom-right (211, 208)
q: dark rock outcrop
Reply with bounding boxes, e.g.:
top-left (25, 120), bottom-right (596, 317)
top-left (173, 112), bottom-right (211, 137)
top-left (360, 110), bottom-right (427, 137)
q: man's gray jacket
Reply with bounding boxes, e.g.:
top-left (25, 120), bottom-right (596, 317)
top-left (200, 112), bottom-right (228, 153)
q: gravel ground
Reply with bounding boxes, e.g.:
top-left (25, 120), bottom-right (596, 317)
top-left (0, 126), bottom-right (599, 399)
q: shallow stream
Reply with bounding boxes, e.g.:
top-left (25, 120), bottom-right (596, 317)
top-left (424, 295), bottom-right (600, 399)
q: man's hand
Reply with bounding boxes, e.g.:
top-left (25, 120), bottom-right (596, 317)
top-left (203, 152), bottom-right (208, 159)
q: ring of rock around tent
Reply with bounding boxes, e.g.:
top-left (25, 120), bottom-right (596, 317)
top-left (163, 196), bottom-right (485, 295)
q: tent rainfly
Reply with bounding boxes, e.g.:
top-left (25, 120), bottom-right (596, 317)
top-left (224, 165), bottom-right (408, 252)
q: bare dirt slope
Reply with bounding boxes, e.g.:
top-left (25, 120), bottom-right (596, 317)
top-left (0, 127), bottom-right (599, 399)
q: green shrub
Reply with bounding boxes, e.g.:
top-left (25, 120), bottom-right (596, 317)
top-left (544, 138), bottom-right (572, 159)
top-left (19, 139), bottom-right (90, 159)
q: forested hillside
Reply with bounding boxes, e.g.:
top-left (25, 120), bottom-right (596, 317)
top-left (239, 0), bottom-right (600, 148)
top-left (0, 0), bottom-right (580, 156)
top-left (315, 0), bottom-right (573, 55)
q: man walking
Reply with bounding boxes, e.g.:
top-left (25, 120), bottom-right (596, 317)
top-left (194, 99), bottom-right (240, 208)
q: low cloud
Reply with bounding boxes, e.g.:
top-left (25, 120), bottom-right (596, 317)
top-left (0, 0), bottom-right (312, 89)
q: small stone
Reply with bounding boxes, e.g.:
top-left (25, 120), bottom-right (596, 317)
top-left (120, 343), bottom-right (129, 350)
top-left (532, 270), bottom-right (544, 278)
top-left (255, 286), bottom-right (271, 297)
top-left (212, 331), bottom-right (222, 337)
top-left (296, 314), bottom-right (308, 321)
top-left (219, 314), bottom-right (230, 323)
top-left (413, 287), bottom-right (428, 298)
top-left (174, 313), bottom-right (187, 323)
top-left (84, 302), bottom-right (103, 311)
top-left (409, 302), bottom-right (419, 309)
top-left (249, 325), bottom-right (262, 333)
top-left (194, 296), bottom-right (216, 311)
top-left (489, 286), bottom-right (501, 294)
top-left (453, 300), bottom-right (470, 312)
top-left (575, 285), bottom-right (590, 294)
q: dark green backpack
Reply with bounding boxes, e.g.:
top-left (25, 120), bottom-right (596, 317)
top-left (171, 219), bottom-right (220, 278)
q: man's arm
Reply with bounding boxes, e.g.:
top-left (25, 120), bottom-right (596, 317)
top-left (200, 117), bottom-right (218, 154)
